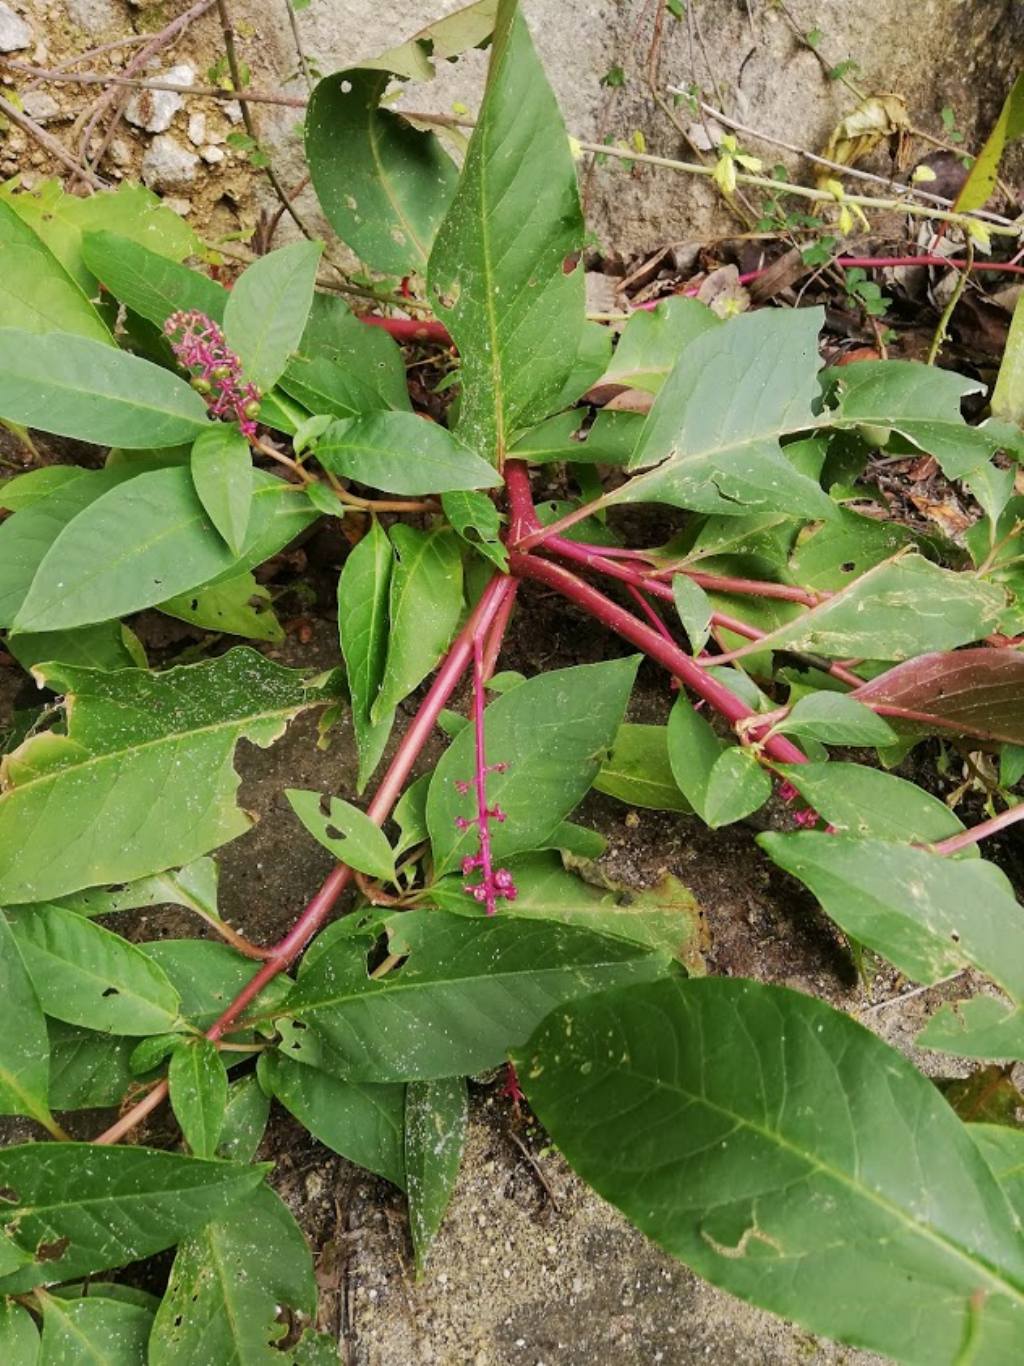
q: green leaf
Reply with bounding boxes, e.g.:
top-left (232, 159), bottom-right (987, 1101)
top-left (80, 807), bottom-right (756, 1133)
top-left (970, 1124), bottom-right (1024, 1223)
top-left (703, 746), bottom-right (771, 827)
top-left (8, 621), bottom-right (144, 673)
top-left (600, 297), bottom-right (719, 393)
top-left (0, 914), bottom-right (52, 1129)
top-left (993, 293), bottom-right (1024, 427)
top-left (672, 575), bottom-right (712, 653)
top-left (286, 788), bottom-right (396, 881)
top-left (47, 1021), bottom-right (137, 1110)
top-left (728, 555), bottom-right (1004, 662)
top-left (217, 1074), bottom-right (271, 1162)
top-left (405, 1076), bottom-right (467, 1276)
top-left (169, 1038), bottom-right (228, 1158)
top-left (516, 977), bottom-right (1024, 1365)
top-left (338, 519), bottom-right (394, 790)
top-left (257, 1050), bottom-right (406, 1186)
top-left (15, 467), bottom-right (314, 632)
top-left (828, 360), bottom-right (1015, 480)
top-left (424, 850), bottom-right (702, 961)
top-left (0, 648), bottom-right (332, 903)
top-left (160, 570), bottom-right (284, 643)
top-left (0, 199), bottom-right (111, 343)
top-left (0, 1301), bottom-right (38, 1362)
top-left (148, 1184), bottom-right (316, 1366)
top-left (318, 412), bottom-right (499, 494)
top-left (283, 908), bottom-right (671, 1082)
top-left (427, 657), bottom-right (639, 876)
top-left (393, 773), bottom-right (432, 857)
top-left (144, 939), bottom-right (293, 1034)
top-left (224, 241), bottom-right (322, 392)
top-left (769, 762), bottom-right (968, 845)
top-left (306, 68), bottom-right (458, 275)
top-left (758, 833), bottom-right (1024, 999)
top-left (39, 1292), bottom-right (152, 1363)
top-left (666, 694), bottom-right (725, 819)
top-left (954, 71), bottom-right (1024, 212)
top-left (81, 229), bottom-right (227, 327)
top-left (773, 693), bottom-right (898, 746)
top-left (371, 525), bottom-right (464, 723)
top-left (0, 465), bottom-right (84, 511)
top-left (190, 423), bottom-right (252, 555)
top-left (788, 506), bottom-right (919, 590)
top-left (279, 352), bottom-right (393, 421)
top-left (298, 291), bottom-right (410, 412)
top-left (427, 2), bottom-right (585, 462)
top-left (441, 488), bottom-right (508, 571)
top-left (918, 996), bottom-right (1024, 1061)
top-left (593, 722), bottom-right (691, 812)
top-left (7, 903), bottom-right (182, 1036)
top-left (612, 309), bottom-right (835, 519)
top-left (0, 1144), bottom-right (266, 1292)
top-left (0, 330), bottom-right (207, 448)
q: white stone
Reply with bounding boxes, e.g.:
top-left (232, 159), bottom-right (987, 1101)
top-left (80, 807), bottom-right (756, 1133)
top-left (0, 3), bottom-right (31, 51)
top-left (186, 112), bottom-right (206, 146)
top-left (223, 100), bottom-right (243, 125)
top-left (21, 92), bottom-right (60, 124)
top-left (200, 145), bottom-right (224, 165)
top-left (140, 134), bottom-right (199, 191)
top-left (126, 63), bottom-right (194, 134)
top-left (161, 196), bottom-right (192, 217)
top-left (63, 0), bottom-right (120, 38)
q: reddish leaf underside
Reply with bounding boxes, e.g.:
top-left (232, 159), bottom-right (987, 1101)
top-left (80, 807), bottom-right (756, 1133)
top-left (853, 649), bottom-right (1024, 744)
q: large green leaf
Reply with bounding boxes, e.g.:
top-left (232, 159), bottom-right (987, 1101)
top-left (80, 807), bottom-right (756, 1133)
top-left (0, 649), bottom-right (332, 903)
top-left (0, 1301), bottom-right (38, 1360)
top-left (0, 330), bottom-right (207, 448)
top-left (427, 657), bottom-right (639, 876)
top-left (0, 199), bottom-right (111, 343)
top-left (918, 996), bottom-right (1024, 1061)
top-left (8, 620), bottom-right (144, 673)
top-left (970, 1124), bottom-right (1024, 1223)
top-left (39, 1292), bottom-right (152, 1364)
top-left (318, 412), bottom-right (500, 495)
top-left (306, 68), bottom-right (458, 275)
top-left (371, 525), bottom-right (464, 722)
top-left (727, 555), bottom-right (1004, 662)
top-left (223, 241), bottom-right (322, 393)
top-left (424, 850), bottom-right (701, 961)
top-left (47, 1020), bottom-right (137, 1111)
top-left (81, 229), bottom-right (227, 327)
top-left (14, 467), bottom-right (314, 632)
top-left (405, 1076), bottom-right (467, 1275)
top-left (517, 978), bottom-right (1024, 1364)
top-left (338, 519), bottom-right (394, 790)
top-left (611, 309), bottom-right (835, 519)
top-left (0, 1145), bottom-right (266, 1294)
top-left (257, 1050), bottom-right (406, 1186)
top-left (758, 833), bottom-right (1024, 1000)
top-left (427, 1), bottom-right (585, 462)
top-left (297, 291), bottom-right (410, 412)
top-left (283, 909), bottom-right (671, 1081)
top-left (143, 940), bottom-right (293, 1035)
top-left (7, 902), bottom-right (182, 1036)
top-left (0, 914), bottom-right (53, 1129)
top-left (149, 1184), bottom-right (316, 1366)
top-left (828, 360), bottom-right (1017, 480)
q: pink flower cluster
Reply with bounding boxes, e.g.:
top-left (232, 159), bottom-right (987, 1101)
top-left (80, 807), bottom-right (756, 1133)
top-left (456, 640), bottom-right (519, 916)
top-left (778, 780), bottom-right (836, 833)
top-left (164, 310), bottom-right (262, 438)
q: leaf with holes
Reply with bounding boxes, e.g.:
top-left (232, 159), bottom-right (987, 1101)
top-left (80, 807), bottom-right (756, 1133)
top-left (0, 648), bottom-right (334, 904)
top-left (286, 789), bottom-right (396, 882)
top-left (0, 1144), bottom-right (267, 1292)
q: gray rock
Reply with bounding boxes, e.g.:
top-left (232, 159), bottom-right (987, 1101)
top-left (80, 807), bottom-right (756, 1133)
top-left (186, 112), bottom-right (207, 146)
top-left (63, 0), bottom-right (120, 38)
top-left (21, 92), bottom-right (60, 125)
top-left (0, 2), bottom-right (31, 51)
top-left (140, 134), bottom-right (200, 191)
top-left (126, 63), bottom-right (195, 134)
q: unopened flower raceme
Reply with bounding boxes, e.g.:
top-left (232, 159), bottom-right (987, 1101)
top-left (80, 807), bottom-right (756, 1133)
top-left (164, 310), bottom-right (262, 438)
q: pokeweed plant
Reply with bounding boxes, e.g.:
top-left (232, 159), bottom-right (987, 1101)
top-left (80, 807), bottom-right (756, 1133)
top-left (0, 2), bottom-right (1023, 1361)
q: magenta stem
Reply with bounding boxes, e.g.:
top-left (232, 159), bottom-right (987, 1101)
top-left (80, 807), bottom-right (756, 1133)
top-left (929, 803), bottom-right (1024, 855)
top-left (469, 636), bottom-right (500, 916)
top-left (93, 573), bottom-right (516, 1146)
top-left (509, 551), bottom-right (807, 766)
